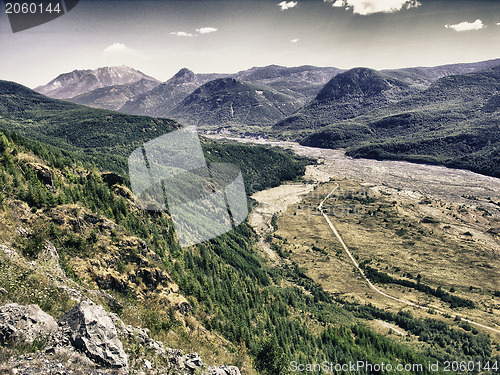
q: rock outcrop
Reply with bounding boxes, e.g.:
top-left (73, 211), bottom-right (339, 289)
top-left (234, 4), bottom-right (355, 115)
top-left (28, 162), bottom-right (54, 186)
top-left (109, 313), bottom-right (240, 375)
top-left (0, 300), bottom-right (241, 374)
top-left (101, 172), bottom-right (124, 187)
top-left (206, 365), bottom-right (242, 375)
top-left (58, 300), bottom-right (128, 371)
top-left (0, 303), bottom-right (60, 345)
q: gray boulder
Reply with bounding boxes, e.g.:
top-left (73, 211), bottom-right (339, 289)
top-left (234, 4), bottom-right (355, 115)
top-left (0, 303), bottom-right (60, 345)
top-left (184, 352), bottom-right (203, 370)
top-left (58, 300), bottom-right (128, 370)
top-left (28, 162), bottom-right (54, 186)
top-left (206, 365), bottom-right (242, 375)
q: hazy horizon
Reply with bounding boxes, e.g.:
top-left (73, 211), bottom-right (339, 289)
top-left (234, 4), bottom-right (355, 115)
top-left (1, 0), bottom-right (499, 88)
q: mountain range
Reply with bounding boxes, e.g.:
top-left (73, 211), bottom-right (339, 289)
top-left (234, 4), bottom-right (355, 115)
top-left (35, 65), bottom-right (340, 122)
top-left (34, 59), bottom-right (500, 130)
top-left (30, 58), bottom-right (500, 178)
top-left (119, 68), bottom-right (227, 117)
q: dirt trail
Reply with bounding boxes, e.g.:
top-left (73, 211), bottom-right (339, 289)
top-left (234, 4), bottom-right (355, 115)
top-left (376, 320), bottom-right (406, 336)
top-left (319, 184), bottom-right (500, 335)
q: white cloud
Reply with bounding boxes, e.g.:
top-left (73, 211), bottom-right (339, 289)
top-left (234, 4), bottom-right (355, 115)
top-left (101, 43), bottom-right (145, 65)
top-left (278, 1), bottom-right (298, 11)
top-left (445, 19), bottom-right (485, 32)
top-left (170, 31), bottom-right (194, 37)
top-left (103, 43), bottom-right (134, 55)
top-left (330, 0), bottom-right (344, 7)
top-left (497, 22), bottom-right (500, 26)
top-left (290, 39), bottom-right (299, 43)
top-left (196, 27), bottom-right (218, 34)
top-left (171, 28), bottom-right (217, 37)
top-left (325, 0), bottom-right (421, 15)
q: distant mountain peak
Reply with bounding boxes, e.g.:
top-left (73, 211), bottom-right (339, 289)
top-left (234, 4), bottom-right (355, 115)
top-left (168, 68), bottom-right (197, 85)
top-left (314, 67), bottom-right (408, 103)
top-left (173, 68), bottom-right (195, 78)
top-left (34, 66), bottom-right (159, 100)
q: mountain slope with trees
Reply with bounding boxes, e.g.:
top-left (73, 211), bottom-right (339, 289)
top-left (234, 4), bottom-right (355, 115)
top-left (119, 68), bottom-right (228, 117)
top-left (300, 65), bottom-right (500, 178)
top-left (273, 68), bottom-right (417, 132)
top-left (1, 80), bottom-right (494, 373)
top-left (166, 78), bottom-right (302, 129)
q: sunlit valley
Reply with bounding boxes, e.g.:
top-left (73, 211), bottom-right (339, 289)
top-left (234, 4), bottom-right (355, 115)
top-left (0, 52), bottom-right (498, 375)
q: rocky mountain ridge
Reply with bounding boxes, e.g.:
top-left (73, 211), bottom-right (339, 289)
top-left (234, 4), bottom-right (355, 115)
top-left (381, 58), bottom-right (500, 88)
top-left (119, 65), bottom-right (339, 118)
top-left (35, 65), bottom-right (340, 120)
top-left (119, 68), bottom-right (226, 118)
top-left (165, 77), bottom-right (302, 128)
top-left (69, 79), bottom-right (161, 111)
top-left (34, 66), bottom-right (160, 100)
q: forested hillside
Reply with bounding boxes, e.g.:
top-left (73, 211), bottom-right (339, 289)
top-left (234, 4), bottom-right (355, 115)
top-left (166, 78), bottom-right (301, 129)
top-left (0, 80), bottom-right (309, 188)
top-left (273, 68), bottom-right (417, 132)
top-left (1, 81), bottom-right (495, 373)
top-left (300, 66), bottom-right (500, 178)
top-left (1, 130), bottom-right (479, 374)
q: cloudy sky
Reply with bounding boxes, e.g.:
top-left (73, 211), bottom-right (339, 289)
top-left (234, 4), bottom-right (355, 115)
top-left (0, 0), bottom-right (499, 87)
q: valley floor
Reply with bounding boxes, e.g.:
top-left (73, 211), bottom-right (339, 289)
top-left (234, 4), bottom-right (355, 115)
top-left (228, 137), bottom-right (500, 352)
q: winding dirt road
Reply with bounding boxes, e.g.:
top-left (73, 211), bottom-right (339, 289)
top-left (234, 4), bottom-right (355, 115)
top-left (319, 184), bottom-right (500, 335)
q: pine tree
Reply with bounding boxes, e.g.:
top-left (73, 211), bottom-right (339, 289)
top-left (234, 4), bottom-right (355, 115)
top-left (256, 337), bottom-right (287, 375)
